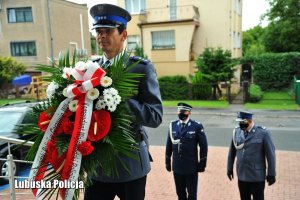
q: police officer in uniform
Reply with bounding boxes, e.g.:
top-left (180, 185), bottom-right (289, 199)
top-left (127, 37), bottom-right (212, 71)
top-left (165, 102), bottom-right (208, 200)
top-left (227, 111), bottom-right (276, 200)
top-left (85, 4), bottom-right (163, 200)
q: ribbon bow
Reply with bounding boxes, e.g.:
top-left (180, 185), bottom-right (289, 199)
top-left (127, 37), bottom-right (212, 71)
top-left (66, 62), bottom-right (106, 98)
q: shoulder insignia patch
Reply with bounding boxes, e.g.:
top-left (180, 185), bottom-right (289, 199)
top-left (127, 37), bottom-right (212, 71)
top-left (130, 56), bottom-right (149, 65)
top-left (257, 125), bottom-right (267, 130)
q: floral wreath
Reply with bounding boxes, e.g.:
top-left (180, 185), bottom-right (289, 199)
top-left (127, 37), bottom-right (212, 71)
top-left (18, 51), bottom-right (143, 200)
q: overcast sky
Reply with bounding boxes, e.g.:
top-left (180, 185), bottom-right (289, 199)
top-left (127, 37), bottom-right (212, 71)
top-left (69, 0), bottom-right (269, 31)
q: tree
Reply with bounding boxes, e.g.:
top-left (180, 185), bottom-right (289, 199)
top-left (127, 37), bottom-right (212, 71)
top-left (134, 45), bottom-right (148, 59)
top-left (0, 56), bottom-right (25, 97)
top-left (242, 26), bottom-right (266, 56)
top-left (262, 0), bottom-right (300, 52)
top-left (196, 47), bottom-right (237, 99)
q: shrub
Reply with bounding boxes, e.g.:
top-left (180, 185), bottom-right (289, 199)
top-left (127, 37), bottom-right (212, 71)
top-left (191, 72), bottom-right (212, 100)
top-left (158, 75), bottom-right (189, 100)
top-left (249, 84), bottom-right (263, 102)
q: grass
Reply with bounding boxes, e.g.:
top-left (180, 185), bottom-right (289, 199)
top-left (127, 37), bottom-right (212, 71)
top-left (163, 100), bottom-right (229, 109)
top-left (0, 98), bottom-right (34, 106)
top-left (245, 91), bottom-right (298, 110)
top-left (1, 91), bottom-right (298, 110)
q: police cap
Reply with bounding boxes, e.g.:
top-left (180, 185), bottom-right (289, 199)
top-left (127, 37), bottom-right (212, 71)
top-left (236, 111), bottom-right (253, 122)
top-left (90, 4), bottom-right (131, 29)
top-left (177, 102), bottom-right (192, 111)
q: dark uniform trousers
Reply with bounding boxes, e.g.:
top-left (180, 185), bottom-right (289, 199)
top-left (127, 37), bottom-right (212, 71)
top-left (173, 172), bottom-right (198, 200)
top-left (84, 176), bottom-right (147, 200)
top-left (238, 180), bottom-right (265, 200)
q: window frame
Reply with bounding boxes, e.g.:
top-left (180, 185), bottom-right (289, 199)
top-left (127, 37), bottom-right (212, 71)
top-left (7, 7), bottom-right (33, 23)
top-left (151, 30), bottom-right (175, 50)
top-left (10, 41), bottom-right (37, 57)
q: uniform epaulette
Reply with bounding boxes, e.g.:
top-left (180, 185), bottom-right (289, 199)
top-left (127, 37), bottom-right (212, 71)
top-left (257, 125), bottom-right (267, 130)
top-left (130, 56), bottom-right (149, 65)
top-left (194, 120), bottom-right (201, 125)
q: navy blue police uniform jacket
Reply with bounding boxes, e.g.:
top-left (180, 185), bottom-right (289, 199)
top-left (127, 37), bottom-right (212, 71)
top-left (227, 124), bottom-right (276, 182)
top-left (166, 119), bottom-right (208, 174)
top-left (92, 54), bottom-right (163, 183)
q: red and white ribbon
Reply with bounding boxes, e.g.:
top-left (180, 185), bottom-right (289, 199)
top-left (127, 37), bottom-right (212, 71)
top-left (66, 63), bottom-right (106, 98)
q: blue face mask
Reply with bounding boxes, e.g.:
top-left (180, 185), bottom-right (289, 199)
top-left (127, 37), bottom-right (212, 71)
top-left (178, 112), bottom-right (188, 120)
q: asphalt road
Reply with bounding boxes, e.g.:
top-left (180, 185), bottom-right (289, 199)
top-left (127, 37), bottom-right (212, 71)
top-left (146, 106), bottom-right (300, 151)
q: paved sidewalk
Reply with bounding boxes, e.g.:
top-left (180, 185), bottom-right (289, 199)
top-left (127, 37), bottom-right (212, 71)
top-left (1, 146), bottom-right (300, 200)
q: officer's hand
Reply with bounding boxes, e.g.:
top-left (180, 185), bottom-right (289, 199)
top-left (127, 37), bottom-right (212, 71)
top-left (165, 157), bottom-right (171, 172)
top-left (198, 167), bottom-right (205, 173)
top-left (166, 163), bottom-right (171, 172)
top-left (267, 175), bottom-right (276, 186)
top-left (227, 170), bottom-right (234, 181)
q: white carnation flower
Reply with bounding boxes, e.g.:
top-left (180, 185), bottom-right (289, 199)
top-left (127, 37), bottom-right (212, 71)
top-left (108, 88), bottom-right (118, 96)
top-left (103, 88), bottom-right (110, 96)
top-left (87, 88), bottom-right (99, 100)
top-left (75, 61), bottom-right (87, 71)
top-left (104, 94), bottom-right (114, 106)
top-left (100, 76), bottom-right (112, 87)
top-left (114, 95), bottom-right (121, 105)
top-left (69, 100), bottom-right (78, 112)
top-left (46, 81), bottom-right (59, 99)
top-left (107, 104), bottom-right (117, 112)
top-left (95, 98), bottom-right (106, 110)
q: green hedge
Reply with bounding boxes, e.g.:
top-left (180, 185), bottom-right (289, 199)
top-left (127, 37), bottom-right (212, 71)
top-left (242, 52), bottom-right (300, 91)
top-left (158, 75), bottom-right (189, 100)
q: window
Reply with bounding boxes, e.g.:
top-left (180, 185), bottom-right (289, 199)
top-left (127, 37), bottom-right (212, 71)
top-left (11, 41), bottom-right (37, 56)
top-left (151, 30), bottom-right (175, 49)
top-left (170, 0), bottom-right (177, 20)
top-left (7, 7), bottom-right (33, 23)
top-left (127, 35), bottom-right (140, 51)
top-left (235, 0), bottom-right (242, 15)
top-left (236, 32), bottom-right (241, 48)
top-left (125, 0), bottom-right (145, 14)
top-left (232, 31), bottom-right (241, 49)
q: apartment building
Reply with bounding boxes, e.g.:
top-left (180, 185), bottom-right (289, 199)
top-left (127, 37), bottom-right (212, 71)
top-left (117, 0), bottom-right (243, 78)
top-left (0, 0), bottom-right (91, 75)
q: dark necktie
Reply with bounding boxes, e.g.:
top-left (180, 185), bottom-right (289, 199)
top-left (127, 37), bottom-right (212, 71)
top-left (244, 130), bottom-right (249, 138)
top-left (102, 60), bottom-right (110, 70)
top-left (181, 123), bottom-right (185, 131)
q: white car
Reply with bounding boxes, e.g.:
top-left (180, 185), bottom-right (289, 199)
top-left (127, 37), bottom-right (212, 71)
top-left (0, 102), bottom-right (38, 183)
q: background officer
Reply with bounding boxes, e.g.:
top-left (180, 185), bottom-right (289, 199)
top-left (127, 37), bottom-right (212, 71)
top-left (85, 4), bottom-right (163, 200)
top-left (165, 102), bottom-right (208, 200)
top-left (227, 111), bottom-right (276, 200)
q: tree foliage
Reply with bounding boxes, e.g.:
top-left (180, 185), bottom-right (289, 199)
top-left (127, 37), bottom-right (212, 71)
top-left (0, 56), bottom-right (25, 80)
top-left (242, 26), bottom-right (266, 56)
top-left (263, 0), bottom-right (300, 52)
top-left (134, 45), bottom-right (148, 59)
top-left (0, 56), bottom-right (25, 98)
top-left (196, 47), bottom-right (237, 82)
top-left (196, 47), bottom-right (237, 99)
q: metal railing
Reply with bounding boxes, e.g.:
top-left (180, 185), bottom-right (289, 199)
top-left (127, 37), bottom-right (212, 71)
top-left (0, 136), bottom-right (34, 200)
